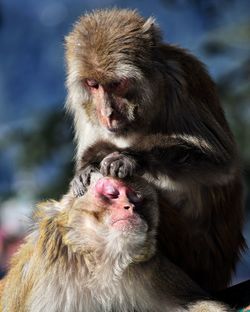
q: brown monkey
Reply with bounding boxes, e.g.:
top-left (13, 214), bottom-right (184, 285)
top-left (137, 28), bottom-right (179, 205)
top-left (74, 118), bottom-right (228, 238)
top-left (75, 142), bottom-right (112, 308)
top-left (0, 173), bottom-right (234, 311)
top-left (65, 9), bottom-right (245, 291)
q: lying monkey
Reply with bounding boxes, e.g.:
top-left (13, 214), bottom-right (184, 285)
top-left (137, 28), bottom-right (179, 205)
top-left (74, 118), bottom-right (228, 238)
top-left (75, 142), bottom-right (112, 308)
top-left (0, 173), bottom-right (234, 311)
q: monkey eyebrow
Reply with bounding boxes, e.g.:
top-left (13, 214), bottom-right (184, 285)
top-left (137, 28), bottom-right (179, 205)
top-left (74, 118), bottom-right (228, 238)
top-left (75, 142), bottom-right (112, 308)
top-left (85, 78), bottom-right (130, 94)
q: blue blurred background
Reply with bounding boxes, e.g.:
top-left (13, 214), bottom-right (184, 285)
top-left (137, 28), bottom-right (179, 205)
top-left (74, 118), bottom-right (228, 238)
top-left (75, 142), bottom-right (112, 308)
top-left (0, 0), bottom-right (249, 284)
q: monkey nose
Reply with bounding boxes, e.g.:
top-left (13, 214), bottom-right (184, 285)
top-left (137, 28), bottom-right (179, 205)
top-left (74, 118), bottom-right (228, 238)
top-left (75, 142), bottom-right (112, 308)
top-left (123, 203), bottom-right (134, 211)
top-left (102, 105), bottom-right (113, 118)
top-left (120, 197), bottom-right (135, 213)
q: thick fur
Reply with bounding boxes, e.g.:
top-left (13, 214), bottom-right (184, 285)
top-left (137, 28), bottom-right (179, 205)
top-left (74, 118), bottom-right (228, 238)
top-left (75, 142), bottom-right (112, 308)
top-left (0, 175), bottom-right (234, 312)
top-left (65, 9), bottom-right (245, 291)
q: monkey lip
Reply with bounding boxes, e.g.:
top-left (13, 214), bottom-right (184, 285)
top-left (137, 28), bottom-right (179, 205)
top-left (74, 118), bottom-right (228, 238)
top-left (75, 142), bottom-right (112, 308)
top-left (106, 121), bottom-right (129, 134)
top-left (111, 216), bottom-right (141, 230)
top-left (106, 118), bottom-right (126, 133)
top-left (107, 126), bottom-right (120, 133)
top-left (104, 112), bottom-right (128, 133)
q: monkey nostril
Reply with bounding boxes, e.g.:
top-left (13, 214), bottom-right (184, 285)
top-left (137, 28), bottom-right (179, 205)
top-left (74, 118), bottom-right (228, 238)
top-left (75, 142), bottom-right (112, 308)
top-left (124, 205), bottom-right (130, 210)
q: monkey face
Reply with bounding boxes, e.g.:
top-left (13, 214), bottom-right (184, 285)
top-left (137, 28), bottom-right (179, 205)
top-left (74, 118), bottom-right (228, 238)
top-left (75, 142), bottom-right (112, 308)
top-left (65, 9), bottom-right (161, 134)
top-left (84, 77), bottom-right (138, 133)
top-left (65, 175), bottom-right (159, 262)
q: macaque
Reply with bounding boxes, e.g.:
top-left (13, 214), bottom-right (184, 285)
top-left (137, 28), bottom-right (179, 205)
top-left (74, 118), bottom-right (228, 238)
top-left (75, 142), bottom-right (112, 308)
top-left (65, 9), bottom-right (245, 291)
top-left (0, 173), bottom-right (234, 312)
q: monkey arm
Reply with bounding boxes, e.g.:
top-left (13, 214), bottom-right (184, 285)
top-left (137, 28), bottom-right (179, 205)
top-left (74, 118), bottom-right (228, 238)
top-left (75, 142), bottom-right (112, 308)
top-left (76, 141), bottom-right (118, 171)
top-left (128, 139), bottom-right (238, 186)
top-left (94, 133), bottom-right (239, 186)
top-left (72, 134), bottom-right (238, 197)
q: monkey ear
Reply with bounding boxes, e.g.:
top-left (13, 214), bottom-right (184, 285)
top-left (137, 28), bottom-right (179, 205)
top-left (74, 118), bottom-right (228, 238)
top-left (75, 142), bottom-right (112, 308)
top-left (142, 17), bottom-right (162, 45)
top-left (64, 35), bottom-right (73, 50)
top-left (64, 35), bottom-right (69, 46)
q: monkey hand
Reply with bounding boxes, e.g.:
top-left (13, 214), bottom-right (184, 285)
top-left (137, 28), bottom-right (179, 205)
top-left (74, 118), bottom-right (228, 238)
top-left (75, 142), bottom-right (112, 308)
top-left (100, 152), bottom-right (137, 178)
top-left (71, 165), bottom-right (97, 197)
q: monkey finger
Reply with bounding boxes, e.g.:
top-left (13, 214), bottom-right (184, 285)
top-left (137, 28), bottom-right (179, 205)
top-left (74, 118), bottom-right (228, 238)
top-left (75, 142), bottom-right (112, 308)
top-left (71, 178), bottom-right (87, 197)
top-left (109, 161), bottom-right (122, 177)
top-left (100, 153), bottom-right (120, 176)
top-left (102, 158), bottom-right (127, 177)
top-left (71, 165), bottom-right (97, 197)
top-left (117, 161), bottom-right (132, 178)
top-left (118, 167), bottom-right (127, 178)
top-left (100, 160), bottom-right (111, 176)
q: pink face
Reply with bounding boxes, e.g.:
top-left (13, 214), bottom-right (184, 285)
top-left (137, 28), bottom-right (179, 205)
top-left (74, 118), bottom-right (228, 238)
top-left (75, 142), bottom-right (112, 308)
top-left (93, 177), bottom-right (143, 230)
top-left (85, 78), bottom-right (131, 132)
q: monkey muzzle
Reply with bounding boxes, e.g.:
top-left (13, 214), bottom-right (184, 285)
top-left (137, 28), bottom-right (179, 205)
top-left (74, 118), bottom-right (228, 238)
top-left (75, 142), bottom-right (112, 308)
top-left (94, 177), bottom-right (144, 231)
top-left (97, 100), bottom-right (126, 132)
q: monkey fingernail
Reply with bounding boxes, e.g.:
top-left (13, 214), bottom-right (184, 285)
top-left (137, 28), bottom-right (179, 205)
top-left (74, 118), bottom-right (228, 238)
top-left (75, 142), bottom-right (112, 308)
top-left (118, 171), bottom-right (126, 178)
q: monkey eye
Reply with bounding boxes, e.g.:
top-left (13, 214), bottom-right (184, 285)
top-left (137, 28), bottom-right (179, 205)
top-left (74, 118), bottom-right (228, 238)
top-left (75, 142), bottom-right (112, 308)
top-left (108, 81), bottom-right (121, 90)
top-left (127, 190), bottom-right (143, 204)
top-left (103, 184), bottom-right (119, 199)
top-left (107, 78), bottom-right (129, 93)
top-left (85, 79), bottom-right (99, 89)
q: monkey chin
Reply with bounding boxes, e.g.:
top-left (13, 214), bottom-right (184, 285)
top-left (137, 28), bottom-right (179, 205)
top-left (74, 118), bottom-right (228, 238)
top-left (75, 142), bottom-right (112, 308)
top-left (106, 202), bottom-right (149, 238)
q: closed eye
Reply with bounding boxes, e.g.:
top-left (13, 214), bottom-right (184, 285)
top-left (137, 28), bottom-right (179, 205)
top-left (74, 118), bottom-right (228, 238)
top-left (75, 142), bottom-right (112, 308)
top-left (85, 78), bottom-right (99, 89)
top-left (106, 78), bottom-right (129, 94)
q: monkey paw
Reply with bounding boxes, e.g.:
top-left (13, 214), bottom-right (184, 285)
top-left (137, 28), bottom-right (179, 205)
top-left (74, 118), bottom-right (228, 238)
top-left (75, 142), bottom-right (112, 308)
top-left (100, 152), bottom-right (137, 178)
top-left (71, 165), bottom-right (96, 197)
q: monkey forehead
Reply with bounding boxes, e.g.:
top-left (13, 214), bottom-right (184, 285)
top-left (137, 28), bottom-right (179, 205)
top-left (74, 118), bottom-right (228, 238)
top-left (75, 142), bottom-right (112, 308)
top-left (89, 172), bottom-right (104, 185)
top-left (89, 174), bottom-right (157, 200)
top-left (66, 9), bottom-right (162, 79)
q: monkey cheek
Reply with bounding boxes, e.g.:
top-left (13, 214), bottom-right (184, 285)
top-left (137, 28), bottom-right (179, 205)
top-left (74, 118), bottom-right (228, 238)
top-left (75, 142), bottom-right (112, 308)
top-left (96, 109), bottom-right (109, 129)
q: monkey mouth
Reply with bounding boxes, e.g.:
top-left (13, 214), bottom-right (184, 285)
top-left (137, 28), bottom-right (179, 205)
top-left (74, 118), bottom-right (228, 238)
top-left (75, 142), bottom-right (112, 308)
top-left (106, 125), bottom-right (128, 134)
top-left (106, 116), bottom-right (128, 133)
top-left (111, 216), bottom-right (142, 230)
top-left (98, 108), bottom-right (128, 133)
top-left (107, 126), bottom-right (120, 133)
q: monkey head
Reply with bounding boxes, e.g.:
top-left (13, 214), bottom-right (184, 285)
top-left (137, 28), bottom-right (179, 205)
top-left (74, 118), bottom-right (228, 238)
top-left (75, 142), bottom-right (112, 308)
top-left (65, 9), bottom-right (162, 134)
top-left (64, 173), bottom-right (159, 264)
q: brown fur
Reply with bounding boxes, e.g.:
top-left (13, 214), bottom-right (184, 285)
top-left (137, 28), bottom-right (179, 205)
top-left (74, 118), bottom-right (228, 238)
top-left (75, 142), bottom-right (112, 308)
top-left (0, 175), bottom-right (234, 311)
top-left (65, 9), bottom-right (245, 291)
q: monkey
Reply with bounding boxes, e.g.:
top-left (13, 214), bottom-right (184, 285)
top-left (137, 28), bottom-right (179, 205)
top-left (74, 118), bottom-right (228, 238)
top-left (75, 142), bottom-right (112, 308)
top-left (65, 9), bottom-right (246, 291)
top-left (0, 172), bottom-right (234, 312)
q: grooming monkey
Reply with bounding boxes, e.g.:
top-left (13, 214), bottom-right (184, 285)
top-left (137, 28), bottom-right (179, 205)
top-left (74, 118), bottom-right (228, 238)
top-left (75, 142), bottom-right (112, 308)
top-left (0, 173), bottom-right (234, 312)
top-left (65, 9), bottom-right (245, 291)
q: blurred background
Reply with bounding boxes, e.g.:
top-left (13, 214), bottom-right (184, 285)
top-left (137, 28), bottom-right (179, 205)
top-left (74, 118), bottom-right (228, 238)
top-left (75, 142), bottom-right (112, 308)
top-left (0, 0), bottom-right (249, 284)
